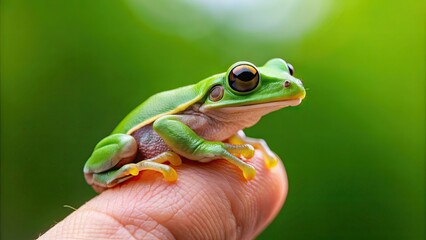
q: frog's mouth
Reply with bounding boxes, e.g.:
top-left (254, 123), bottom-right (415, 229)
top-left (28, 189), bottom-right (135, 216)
top-left (200, 98), bottom-right (302, 113)
top-left (225, 98), bottom-right (301, 111)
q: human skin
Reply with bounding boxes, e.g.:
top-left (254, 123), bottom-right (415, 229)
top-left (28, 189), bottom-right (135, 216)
top-left (39, 151), bottom-right (287, 239)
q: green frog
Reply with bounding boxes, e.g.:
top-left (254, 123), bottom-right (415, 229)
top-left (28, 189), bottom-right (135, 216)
top-left (84, 58), bottom-right (306, 192)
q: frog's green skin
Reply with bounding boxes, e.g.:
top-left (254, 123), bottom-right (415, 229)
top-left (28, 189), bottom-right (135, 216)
top-left (84, 58), bottom-right (306, 192)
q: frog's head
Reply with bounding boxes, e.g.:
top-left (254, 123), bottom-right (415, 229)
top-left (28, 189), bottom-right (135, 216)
top-left (199, 58), bottom-right (306, 116)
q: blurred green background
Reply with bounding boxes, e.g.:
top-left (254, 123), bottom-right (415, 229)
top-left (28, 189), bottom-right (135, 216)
top-left (1, 0), bottom-right (424, 239)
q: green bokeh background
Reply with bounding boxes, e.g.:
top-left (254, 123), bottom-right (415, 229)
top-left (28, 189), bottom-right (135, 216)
top-left (1, 0), bottom-right (424, 239)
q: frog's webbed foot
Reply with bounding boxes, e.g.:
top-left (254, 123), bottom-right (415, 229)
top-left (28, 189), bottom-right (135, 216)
top-left (220, 145), bottom-right (256, 180)
top-left (91, 151), bottom-right (182, 189)
top-left (228, 130), bottom-right (280, 169)
top-left (224, 143), bottom-right (255, 160)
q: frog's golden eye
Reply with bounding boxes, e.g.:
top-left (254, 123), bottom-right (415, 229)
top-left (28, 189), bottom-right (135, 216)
top-left (228, 64), bottom-right (259, 93)
top-left (287, 63), bottom-right (294, 76)
top-left (209, 85), bottom-right (224, 102)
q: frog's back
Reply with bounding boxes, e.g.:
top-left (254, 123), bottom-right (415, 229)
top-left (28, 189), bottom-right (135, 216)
top-left (112, 83), bottom-right (206, 134)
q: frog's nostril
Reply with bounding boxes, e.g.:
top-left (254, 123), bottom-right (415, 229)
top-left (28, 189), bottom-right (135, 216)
top-left (284, 81), bottom-right (291, 88)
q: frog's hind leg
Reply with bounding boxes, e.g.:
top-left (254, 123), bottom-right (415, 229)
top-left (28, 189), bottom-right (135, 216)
top-left (91, 151), bottom-right (182, 190)
top-left (228, 130), bottom-right (280, 168)
top-left (84, 134), bottom-right (138, 185)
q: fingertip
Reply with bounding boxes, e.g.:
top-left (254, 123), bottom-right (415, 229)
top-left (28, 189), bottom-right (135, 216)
top-left (113, 150), bottom-right (288, 239)
top-left (232, 151), bottom-right (288, 238)
top-left (40, 150), bottom-right (288, 240)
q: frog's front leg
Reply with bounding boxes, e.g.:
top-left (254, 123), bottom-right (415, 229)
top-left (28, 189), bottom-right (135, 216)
top-left (228, 130), bottom-right (280, 168)
top-left (153, 115), bottom-right (256, 180)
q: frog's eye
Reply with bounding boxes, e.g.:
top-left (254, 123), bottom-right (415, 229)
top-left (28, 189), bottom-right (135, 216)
top-left (228, 64), bottom-right (259, 93)
top-left (287, 63), bottom-right (294, 76)
top-left (209, 85), bottom-right (224, 102)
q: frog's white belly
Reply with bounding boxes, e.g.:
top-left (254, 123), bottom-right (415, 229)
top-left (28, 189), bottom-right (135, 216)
top-left (183, 99), bottom-right (301, 141)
